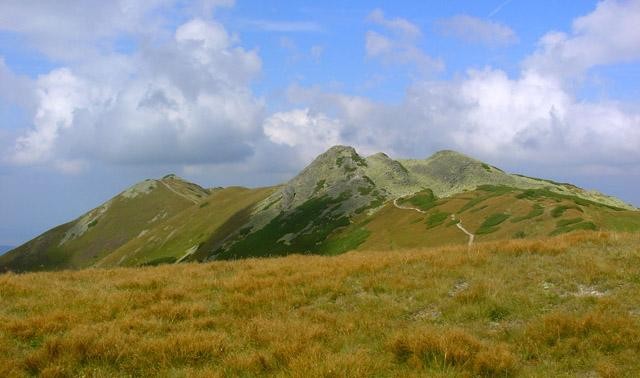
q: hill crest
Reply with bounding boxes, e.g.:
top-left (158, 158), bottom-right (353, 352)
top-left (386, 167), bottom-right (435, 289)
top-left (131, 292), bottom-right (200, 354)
top-left (1, 145), bottom-right (637, 272)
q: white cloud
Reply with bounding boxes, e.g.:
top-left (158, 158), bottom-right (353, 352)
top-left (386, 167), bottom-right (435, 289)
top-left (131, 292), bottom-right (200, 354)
top-left (3, 0), bottom-right (640, 182)
top-left (525, 0), bottom-right (640, 78)
top-left (8, 17), bottom-right (264, 171)
top-left (0, 1), bottom-right (235, 61)
top-left (281, 1), bottom-right (640, 172)
top-left (263, 109), bottom-right (344, 160)
top-left (365, 9), bottom-right (443, 73)
top-left (365, 31), bottom-right (393, 56)
top-left (11, 68), bottom-right (93, 165)
top-left (176, 18), bottom-right (231, 52)
top-left (286, 66), bottom-right (640, 168)
top-left (367, 9), bottom-right (421, 39)
top-left (437, 14), bottom-right (518, 46)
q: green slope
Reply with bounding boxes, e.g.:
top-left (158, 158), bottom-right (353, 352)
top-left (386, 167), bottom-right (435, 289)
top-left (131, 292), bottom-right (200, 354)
top-left (0, 176), bottom-right (209, 272)
top-left (2, 146), bottom-right (638, 272)
top-left (97, 186), bottom-right (276, 267)
top-left (199, 147), bottom-right (638, 261)
top-left (349, 185), bottom-right (640, 251)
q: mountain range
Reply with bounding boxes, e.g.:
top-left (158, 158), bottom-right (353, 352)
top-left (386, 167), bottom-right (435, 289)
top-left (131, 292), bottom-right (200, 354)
top-left (2, 146), bottom-right (638, 272)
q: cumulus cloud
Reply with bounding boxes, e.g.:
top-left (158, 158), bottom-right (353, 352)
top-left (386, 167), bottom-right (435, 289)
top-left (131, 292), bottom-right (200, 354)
top-left (286, 68), bottom-right (640, 167)
top-left (11, 68), bottom-right (93, 165)
top-left (263, 109), bottom-right (344, 161)
top-left (3, 0), bottom-right (640, 181)
top-left (286, 1), bottom-right (640, 169)
top-left (0, 0), bottom-right (236, 61)
top-left (525, 0), bottom-right (640, 78)
top-left (365, 9), bottom-right (443, 73)
top-left (437, 14), bottom-right (518, 46)
top-left (7, 16), bottom-right (264, 170)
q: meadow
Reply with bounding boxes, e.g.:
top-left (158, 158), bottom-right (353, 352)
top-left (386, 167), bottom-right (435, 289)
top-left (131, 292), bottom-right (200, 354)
top-left (1, 231), bottom-right (640, 377)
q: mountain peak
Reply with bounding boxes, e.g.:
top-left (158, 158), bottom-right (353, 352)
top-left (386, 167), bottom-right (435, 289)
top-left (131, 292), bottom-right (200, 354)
top-left (315, 145), bottom-right (359, 162)
top-left (428, 149), bottom-right (476, 162)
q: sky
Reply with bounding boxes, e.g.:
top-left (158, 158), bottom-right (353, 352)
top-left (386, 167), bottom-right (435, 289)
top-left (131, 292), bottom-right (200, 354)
top-left (1, 0), bottom-right (640, 246)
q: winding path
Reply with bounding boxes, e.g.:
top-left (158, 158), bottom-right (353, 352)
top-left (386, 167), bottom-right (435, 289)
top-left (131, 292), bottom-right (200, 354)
top-left (392, 196), bottom-right (475, 247)
top-left (452, 214), bottom-right (475, 247)
top-left (392, 197), bottom-right (426, 213)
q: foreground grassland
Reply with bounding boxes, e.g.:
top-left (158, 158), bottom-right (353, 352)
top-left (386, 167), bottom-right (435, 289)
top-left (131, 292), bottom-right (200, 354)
top-left (2, 232), bottom-right (640, 377)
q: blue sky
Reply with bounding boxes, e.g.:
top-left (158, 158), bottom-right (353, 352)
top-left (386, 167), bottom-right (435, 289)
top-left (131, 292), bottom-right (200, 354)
top-left (1, 0), bottom-right (640, 246)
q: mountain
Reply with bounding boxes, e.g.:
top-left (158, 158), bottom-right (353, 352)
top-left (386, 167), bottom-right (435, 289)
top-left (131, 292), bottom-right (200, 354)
top-left (0, 246), bottom-right (13, 256)
top-left (0, 175), bottom-right (212, 271)
top-left (2, 146), bottom-right (638, 272)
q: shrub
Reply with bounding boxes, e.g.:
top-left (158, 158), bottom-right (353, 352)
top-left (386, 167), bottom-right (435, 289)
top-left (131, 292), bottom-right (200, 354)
top-left (426, 211), bottom-right (450, 229)
top-left (511, 204), bottom-right (544, 223)
top-left (476, 213), bottom-right (510, 234)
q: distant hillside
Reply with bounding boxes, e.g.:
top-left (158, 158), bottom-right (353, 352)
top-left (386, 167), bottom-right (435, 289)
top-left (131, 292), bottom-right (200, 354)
top-left (2, 146), bottom-right (638, 272)
top-left (0, 246), bottom-right (13, 256)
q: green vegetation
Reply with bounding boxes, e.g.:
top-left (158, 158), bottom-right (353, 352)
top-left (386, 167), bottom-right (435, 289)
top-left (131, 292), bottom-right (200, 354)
top-left (336, 152), bottom-right (368, 168)
top-left (556, 218), bottom-right (583, 227)
top-left (3, 146), bottom-right (638, 274)
top-left (517, 188), bottom-right (625, 211)
top-left (351, 152), bottom-right (368, 167)
top-left (511, 203), bottom-right (544, 223)
top-left (399, 189), bottom-right (438, 211)
top-left (140, 256), bottom-right (177, 266)
top-left (261, 196), bottom-right (281, 211)
top-left (218, 195), bottom-right (352, 259)
top-left (459, 185), bottom-right (514, 213)
top-left (446, 219), bottom-right (460, 227)
top-left (319, 227), bottom-right (371, 255)
top-left (476, 184), bottom-right (515, 193)
top-left (476, 213), bottom-right (511, 235)
top-left (550, 221), bottom-right (597, 236)
top-left (551, 204), bottom-right (583, 218)
top-left (426, 211), bottom-right (449, 229)
top-left (513, 173), bottom-right (576, 188)
top-left (312, 179), bottom-right (326, 195)
top-left (357, 186), bottom-right (373, 195)
top-left (601, 212), bottom-right (640, 232)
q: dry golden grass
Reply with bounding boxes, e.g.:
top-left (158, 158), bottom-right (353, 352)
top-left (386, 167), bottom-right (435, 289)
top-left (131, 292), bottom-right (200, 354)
top-left (1, 231), bottom-right (640, 377)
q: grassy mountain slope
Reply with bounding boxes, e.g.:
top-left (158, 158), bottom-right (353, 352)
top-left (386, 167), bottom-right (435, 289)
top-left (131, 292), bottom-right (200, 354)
top-left (199, 147), bottom-right (637, 261)
top-left (348, 185), bottom-right (640, 252)
top-left (202, 146), bottom-right (387, 260)
top-left (0, 176), bottom-right (209, 272)
top-left (2, 145), bottom-right (638, 272)
top-left (399, 150), bottom-right (633, 210)
top-left (97, 186), bottom-right (276, 268)
top-left (2, 232), bottom-right (640, 376)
